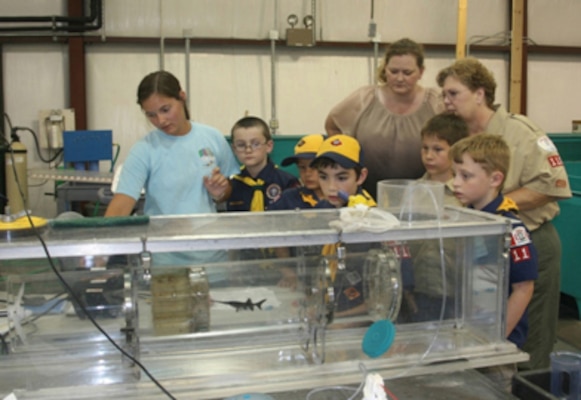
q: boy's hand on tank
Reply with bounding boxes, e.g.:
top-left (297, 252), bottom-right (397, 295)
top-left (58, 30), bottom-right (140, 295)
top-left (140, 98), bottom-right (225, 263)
top-left (203, 167), bottom-right (230, 201)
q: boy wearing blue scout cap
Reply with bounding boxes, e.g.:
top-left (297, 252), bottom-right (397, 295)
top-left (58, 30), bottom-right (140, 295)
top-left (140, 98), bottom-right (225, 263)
top-left (269, 134), bottom-right (325, 210)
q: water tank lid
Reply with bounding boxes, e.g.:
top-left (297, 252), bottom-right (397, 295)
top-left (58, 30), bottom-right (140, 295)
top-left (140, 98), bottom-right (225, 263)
top-left (362, 319), bottom-right (396, 358)
top-left (224, 394), bottom-right (275, 400)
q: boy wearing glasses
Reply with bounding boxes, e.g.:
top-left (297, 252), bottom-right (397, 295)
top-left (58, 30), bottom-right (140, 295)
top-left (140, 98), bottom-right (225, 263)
top-left (225, 116), bottom-right (299, 212)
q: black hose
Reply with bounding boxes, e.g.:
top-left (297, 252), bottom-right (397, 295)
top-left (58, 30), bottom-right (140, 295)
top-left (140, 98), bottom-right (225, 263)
top-left (0, 0), bottom-right (102, 33)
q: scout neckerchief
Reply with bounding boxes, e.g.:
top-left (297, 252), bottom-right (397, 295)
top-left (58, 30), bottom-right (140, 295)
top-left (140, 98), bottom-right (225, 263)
top-left (496, 196), bottom-right (519, 214)
top-left (232, 175), bottom-right (265, 211)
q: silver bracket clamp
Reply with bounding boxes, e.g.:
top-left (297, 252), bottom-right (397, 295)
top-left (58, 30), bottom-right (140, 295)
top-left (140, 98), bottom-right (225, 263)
top-left (139, 236), bottom-right (152, 282)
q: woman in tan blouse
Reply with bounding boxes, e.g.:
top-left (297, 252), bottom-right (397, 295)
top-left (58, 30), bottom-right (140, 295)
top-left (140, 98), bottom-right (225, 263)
top-left (325, 38), bottom-right (444, 199)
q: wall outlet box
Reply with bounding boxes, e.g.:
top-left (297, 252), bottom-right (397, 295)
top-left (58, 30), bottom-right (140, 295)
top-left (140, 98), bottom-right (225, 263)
top-left (286, 28), bottom-right (314, 47)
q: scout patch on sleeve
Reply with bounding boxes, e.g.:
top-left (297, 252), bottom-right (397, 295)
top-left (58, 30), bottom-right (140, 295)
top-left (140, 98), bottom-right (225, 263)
top-left (547, 155), bottom-right (564, 167)
top-left (511, 246), bottom-right (532, 263)
top-left (511, 226), bottom-right (532, 247)
top-left (511, 225), bottom-right (533, 264)
top-left (537, 136), bottom-right (557, 152)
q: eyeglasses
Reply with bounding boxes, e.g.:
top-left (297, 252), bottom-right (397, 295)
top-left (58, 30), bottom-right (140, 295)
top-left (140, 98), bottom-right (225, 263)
top-left (233, 141), bottom-right (268, 152)
top-left (441, 89), bottom-right (466, 100)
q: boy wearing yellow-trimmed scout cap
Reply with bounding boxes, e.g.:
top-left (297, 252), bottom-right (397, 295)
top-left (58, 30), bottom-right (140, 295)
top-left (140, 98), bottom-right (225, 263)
top-left (226, 116), bottom-right (299, 212)
top-left (311, 135), bottom-right (415, 320)
top-left (309, 134), bottom-right (376, 317)
top-left (268, 134), bottom-right (325, 210)
top-left (310, 134), bottom-right (376, 209)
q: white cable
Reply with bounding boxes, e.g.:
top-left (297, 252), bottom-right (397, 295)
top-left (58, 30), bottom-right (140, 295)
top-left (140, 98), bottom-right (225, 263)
top-left (330, 183), bottom-right (448, 379)
top-left (390, 182), bottom-right (447, 380)
top-left (305, 362), bottom-right (368, 400)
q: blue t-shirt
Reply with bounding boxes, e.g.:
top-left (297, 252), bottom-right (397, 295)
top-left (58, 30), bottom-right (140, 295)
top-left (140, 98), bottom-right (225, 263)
top-left (478, 194), bottom-right (539, 348)
top-left (116, 121), bottom-right (238, 215)
top-left (115, 121), bottom-right (239, 270)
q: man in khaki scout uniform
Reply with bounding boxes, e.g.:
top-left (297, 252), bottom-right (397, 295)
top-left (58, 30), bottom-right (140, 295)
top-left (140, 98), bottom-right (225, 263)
top-left (437, 57), bottom-right (572, 371)
top-left (486, 107), bottom-right (571, 371)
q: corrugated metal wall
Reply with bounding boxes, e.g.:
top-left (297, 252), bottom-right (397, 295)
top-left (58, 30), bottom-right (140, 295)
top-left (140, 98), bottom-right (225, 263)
top-left (1, 0), bottom-right (580, 217)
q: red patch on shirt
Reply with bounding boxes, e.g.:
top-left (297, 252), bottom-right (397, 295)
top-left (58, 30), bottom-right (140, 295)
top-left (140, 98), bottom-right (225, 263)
top-left (547, 155), bottom-right (563, 167)
top-left (343, 287), bottom-right (361, 301)
top-left (556, 179), bottom-right (568, 188)
top-left (511, 246), bottom-right (532, 263)
top-left (391, 244), bottom-right (411, 259)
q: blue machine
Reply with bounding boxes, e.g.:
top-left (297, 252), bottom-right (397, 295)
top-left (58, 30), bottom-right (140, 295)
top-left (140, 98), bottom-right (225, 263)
top-left (63, 130), bottom-right (113, 171)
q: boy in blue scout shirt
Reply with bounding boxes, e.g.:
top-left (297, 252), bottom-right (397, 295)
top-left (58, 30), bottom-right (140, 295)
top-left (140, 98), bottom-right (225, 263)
top-left (268, 134), bottom-right (326, 288)
top-left (312, 135), bottom-right (415, 320)
top-left (268, 134), bottom-right (325, 210)
top-left (225, 116), bottom-right (299, 212)
top-left (450, 134), bottom-right (538, 391)
top-left (221, 116), bottom-right (299, 267)
top-left (310, 135), bottom-right (396, 318)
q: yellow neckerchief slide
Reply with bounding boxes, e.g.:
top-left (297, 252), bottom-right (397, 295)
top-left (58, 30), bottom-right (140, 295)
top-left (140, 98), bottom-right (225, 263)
top-left (496, 196), bottom-right (519, 214)
top-left (346, 190), bottom-right (376, 208)
top-left (300, 192), bottom-right (318, 207)
top-left (232, 175), bottom-right (265, 211)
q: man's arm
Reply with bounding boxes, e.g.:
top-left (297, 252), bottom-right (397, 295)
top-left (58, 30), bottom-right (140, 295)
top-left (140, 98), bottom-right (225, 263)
top-left (505, 187), bottom-right (561, 211)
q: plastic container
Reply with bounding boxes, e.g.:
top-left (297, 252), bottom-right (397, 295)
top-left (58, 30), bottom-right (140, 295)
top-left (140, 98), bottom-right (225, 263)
top-left (376, 180), bottom-right (444, 225)
top-left (550, 351), bottom-right (581, 400)
top-left (512, 369), bottom-right (559, 400)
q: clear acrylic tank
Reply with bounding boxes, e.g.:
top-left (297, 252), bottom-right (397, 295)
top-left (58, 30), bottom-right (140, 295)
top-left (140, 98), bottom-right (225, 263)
top-left (0, 207), bottom-right (526, 399)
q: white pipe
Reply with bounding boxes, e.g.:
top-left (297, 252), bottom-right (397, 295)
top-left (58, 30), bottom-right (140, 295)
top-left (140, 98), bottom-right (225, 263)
top-left (184, 29), bottom-right (192, 115)
top-left (374, 41), bottom-right (379, 74)
top-left (370, 0), bottom-right (378, 73)
top-left (269, 1), bottom-right (279, 135)
top-left (159, 0), bottom-right (164, 70)
top-left (311, 0), bottom-right (317, 45)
